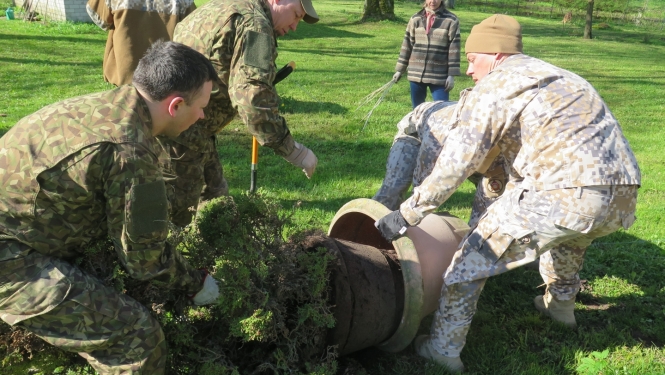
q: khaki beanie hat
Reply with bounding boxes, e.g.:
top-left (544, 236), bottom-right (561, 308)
top-left (465, 14), bottom-right (522, 54)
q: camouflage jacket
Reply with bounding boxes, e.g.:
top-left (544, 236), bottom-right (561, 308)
top-left (87, 0), bottom-right (196, 86)
top-left (173, 0), bottom-right (295, 156)
top-left (0, 86), bottom-right (203, 293)
top-left (400, 54), bottom-right (641, 225)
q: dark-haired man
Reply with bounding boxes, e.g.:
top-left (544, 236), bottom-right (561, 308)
top-left (375, 15), bottom-right (640, 373)
top-left (167, 0), bottom-right (320, 227)
top-left (0, 41), bottom-right (220, 375)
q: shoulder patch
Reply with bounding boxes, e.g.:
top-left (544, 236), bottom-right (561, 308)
top-left (128, 180), bottom-right (168, 237)
top-left (243, 30), bottom-right (273, 70)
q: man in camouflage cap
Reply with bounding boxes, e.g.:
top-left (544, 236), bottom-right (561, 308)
top-left (375, 14), bottom-right (640, 373)
top-left (0, 41), bottom-right (221, 375)
top-left (167, 0), bottom-right (320, 227)
top-left (372, 97), bottom-right (508, 229)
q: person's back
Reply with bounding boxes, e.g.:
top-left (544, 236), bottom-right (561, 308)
top-left (87, 0), bottom-right (196, 85)
top-left (458, 53), bottom-right (640, 190)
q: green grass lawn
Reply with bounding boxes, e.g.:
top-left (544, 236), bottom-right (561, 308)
top-left (1, 0), bottom-right (664, 374)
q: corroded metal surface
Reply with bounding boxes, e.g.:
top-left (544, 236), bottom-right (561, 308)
top-left (328, 198), bottom-right (423, 353)
top-left (328, 198), bottom-right (470, 353)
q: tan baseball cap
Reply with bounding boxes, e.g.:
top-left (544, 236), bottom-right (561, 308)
top-left (301, 0), bottom-right (319, 24)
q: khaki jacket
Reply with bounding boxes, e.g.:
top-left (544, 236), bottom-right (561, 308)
top-left (400, 55), bottom-right (641, 225)
top-left (87, 0), bottom-right (196, 86)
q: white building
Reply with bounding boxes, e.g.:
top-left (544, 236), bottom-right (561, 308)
top-left (13, 0), bottom-right (92, 22)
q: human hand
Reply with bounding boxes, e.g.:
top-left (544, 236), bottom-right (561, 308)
top-left (284, 142), bottom-right (317, 179)
top-left (192, 272), bottom-right (220, 306)
top-left (374, 210), bottom-right (410, 241)
top-left (444, 76), bottom-right (455, 92)
top-left (392, 72), bottom-right (402, 83)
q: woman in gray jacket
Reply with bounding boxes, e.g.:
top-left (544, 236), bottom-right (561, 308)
top-left (393, 0), bottom-right (461, 107)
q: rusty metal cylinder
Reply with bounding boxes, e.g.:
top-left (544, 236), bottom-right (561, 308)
top-left (327, 198), bottom-right (469, 354)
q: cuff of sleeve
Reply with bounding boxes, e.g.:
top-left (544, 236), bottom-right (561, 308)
top-left (395, 63), bottom-right (407, 74)
top-left (399, 198), bottom-right (424, 226)
top-left (448, 68), bottom-right (461, 76)
top-left (273, 132), bottom-right (296, 157)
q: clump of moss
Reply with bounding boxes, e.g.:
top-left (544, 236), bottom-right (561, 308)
top-left (0, 193), bottom-right (338, 375)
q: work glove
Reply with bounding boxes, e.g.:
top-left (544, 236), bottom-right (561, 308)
top-left (444, 76), bottom-right (455, 92)
top-left (284, 141), bottom-right (317, 179)
top-left (374, 210), bottom-right (410, 241)
top-left (392, 71), bottom-right (402, 83)
top-left (192, 271), bottom-right (220, 306)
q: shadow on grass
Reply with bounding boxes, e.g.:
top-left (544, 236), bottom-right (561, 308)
top-left (279, 96), bottom-right (348, 115)
top-left (0, 56), bottom-right (101, 67)
top-left (281, 23), bottom-right (373, 40)
top-left (0, 33), bottom-right (105, 44)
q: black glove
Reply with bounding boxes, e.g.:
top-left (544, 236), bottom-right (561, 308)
top-left (374, 210), bottom-right (410, 241)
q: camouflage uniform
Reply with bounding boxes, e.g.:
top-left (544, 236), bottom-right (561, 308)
top-left (397, 55), bottom-right (641, 356)
top-left (0, 86), bottom-right (203, 374)
top-left (373, 101), bottom-right (508, 226)
top-left (167, 0), bottom-right (296, 226)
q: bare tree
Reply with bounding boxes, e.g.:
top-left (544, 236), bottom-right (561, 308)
top-left (584, 0), bottom-right (594, 39)
top-left (362, 0), bottom-right (395, 21)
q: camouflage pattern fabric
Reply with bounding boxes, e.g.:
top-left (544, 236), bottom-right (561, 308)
top-left (396, 54), bottom-right (642, 358)
top-left (163, 136), bottom-right (228, 227)
top-left (399, 54), bottom-right (641, 226)
top-left (168, 0), bottom-right (299, 226)
top-left (428, 183), bottom-right (638, 357)
top-left (372, 101), bottom-right (508, 226)
top-left (1, 241), bottom-right (166, 375)
top-left (0, 86), bottom-right (203, 372)
top-left (172, 0), bottom-right (295, 155)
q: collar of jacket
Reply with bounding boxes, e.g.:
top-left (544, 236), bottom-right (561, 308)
top-left (416, 6), bottom-right (447, 18)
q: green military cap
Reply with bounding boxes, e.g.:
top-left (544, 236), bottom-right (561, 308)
top-left (301, 0), bottom-right (319, 24)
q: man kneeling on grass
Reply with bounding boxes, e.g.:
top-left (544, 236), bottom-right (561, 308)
top-left (0, 41), bottom-right (221, 375)
top-left (374, 14), bottom-right (641, 373)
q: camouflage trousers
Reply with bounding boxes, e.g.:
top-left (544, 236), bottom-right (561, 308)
top-left (429, 183), bottom-right (638, 357)
top-left (162, 136), bottom-right (229, 227)
top-left (372, 101), bottom-right (507, 225)
top-left (0, 241), bottom-right (166, 374)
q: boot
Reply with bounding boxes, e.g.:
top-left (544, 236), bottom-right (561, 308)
top-left (372, 138), bottom-right (420, 210)
top-left (414, 335), bottom-right (464, 373)
top-left (534, 290), bottom-right (577, 329)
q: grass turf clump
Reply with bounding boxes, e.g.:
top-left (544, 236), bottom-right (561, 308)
top-left (0, 193), bottom-right (338, 375)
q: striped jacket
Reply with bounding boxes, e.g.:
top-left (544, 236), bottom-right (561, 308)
top-left (396, 7), bottom-right (461, 85)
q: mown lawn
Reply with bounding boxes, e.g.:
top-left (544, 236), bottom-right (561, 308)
top-left (1, 0), bottom-right (664, 374)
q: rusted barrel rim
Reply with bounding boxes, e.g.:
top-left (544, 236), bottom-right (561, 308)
top-left (328, 198), bottom-right (423, 353)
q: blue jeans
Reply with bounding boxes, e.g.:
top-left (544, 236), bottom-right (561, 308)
top-left (409, 81), bottom-right (449, 108)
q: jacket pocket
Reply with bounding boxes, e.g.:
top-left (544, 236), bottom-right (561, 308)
top-left (476, 223), bottom-right (534, 263)
top-left (550, 207), bottom-right (595, 233)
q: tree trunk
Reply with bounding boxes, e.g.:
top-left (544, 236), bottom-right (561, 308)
top-left (362, 0), bottom-right (395, 21)
top-left (584, 0), bottom-right (594, 39)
